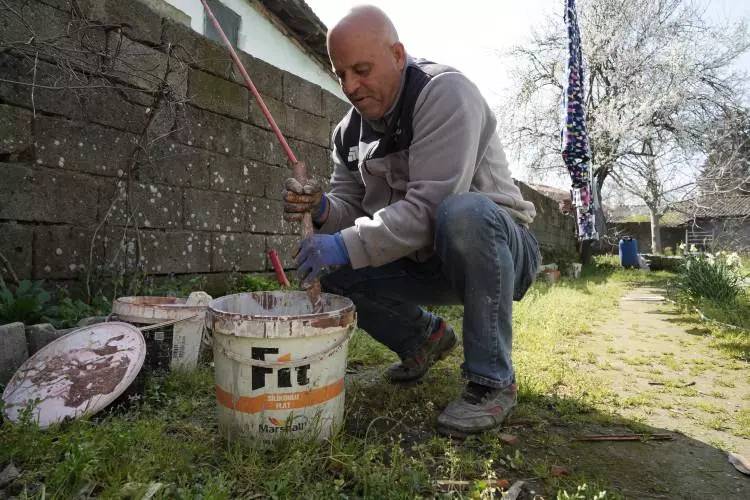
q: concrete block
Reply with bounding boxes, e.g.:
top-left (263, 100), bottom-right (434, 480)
top-left (102, 227), bottom-right (210, 274)
top-left (286, 107), bottom-right (331, 147)
top-left (188, 68), bottom-right (248, 120)
top-left (106, 33), bottom-right (187, 97)
top-left (0, 54), bottom-right (89, 120)
top-left (235, 52), bottom-right (284, 101)
top-left (34, 115), bottom-right (139, 177)
top-left (211, 233), bottom-right (266, 272)
top-left (0, 163), bottom-right (99, 225)
top-left (248, 94), bottom-right (286, 131)
top-left (239, 123), bottom-right (287, 166)
top-left (283, 72), bottom-right (322, 116)
top-left (141, 230), bottom-right (211, 274)
top-left (0, 104), bottom-right (32, 157)
top-left (25, 323), bottom-right (72, 355)
top-left (32, 225), bottom-right (102, 280)
top-left (0, 53), bottom-right (152, 132)
top-left (104, 181), bottom-right (183, 229)
top-left (80, 80), bottom-right (152, 134)
top-left (79, 0), bottom-right (163, 45)
top-left (246, 197), bottom-right (298, 235)
top-left (162, 19), bottom-right (235, 79)
top-left (209, 157), bottom-right (266, 197)
top-left (263, 165), bottom-right (290, 201)
top-left (0, 56), bottom-right (151, 133)
top-left (136, 0), bottom-right (190, 27)
top-left (0, 54), bottom-right (147, 135)
top-left (0, 0), bottom-right (105, 71)
top-left (0, 322), bottom-right (28, 385)
top-left (139, 140), bottom-right (211, 189)
top-left (174, 105), bottom-right (242, 156)
top-left (0, 223), bottom-right (33, 280)
top-left (145, 101), bottom-right (182, 143)
top-left (184, 189), bottom-right (247, 232)
top-left (322, 91), bottom-right (350, 122)
top-left (161, 25), bottom-right (283, 101)
top-left (289, 139), bottom-right (333, 184)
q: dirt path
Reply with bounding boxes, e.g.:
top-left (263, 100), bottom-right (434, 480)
top-left (573, 286), bottom-right (750, 497)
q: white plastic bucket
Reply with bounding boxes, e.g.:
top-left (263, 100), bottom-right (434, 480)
top-left (112, 292), bottom-right (211, 370)
top-left (206, 291), bottom-right (356, 445)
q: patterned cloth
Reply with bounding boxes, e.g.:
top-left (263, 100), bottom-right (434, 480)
top-left (562, 0), bottom-right (598, 240)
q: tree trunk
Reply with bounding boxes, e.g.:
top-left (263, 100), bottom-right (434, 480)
top-left (649, 209), bottom-right (662, 254)
top-left (580, 239), bottom-right (594, 265)
top-left (578, 173), bottom-right (608, 265)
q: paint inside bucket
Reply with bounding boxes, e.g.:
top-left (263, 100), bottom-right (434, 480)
top-left (207, 291), bottom-right (356, 445)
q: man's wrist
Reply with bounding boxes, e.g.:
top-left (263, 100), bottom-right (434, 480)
top-left (313, 193), bottom-right (330, 225)
top-left (332, 232), bottom-right (350, 264)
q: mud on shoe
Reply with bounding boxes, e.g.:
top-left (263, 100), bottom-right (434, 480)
top-left (437, 382), bottom-right (517, 438)
top-left (385, 319), bottom-right (457, 383)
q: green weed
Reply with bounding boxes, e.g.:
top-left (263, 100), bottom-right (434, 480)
top-left (0, 280), bottom-right (52, 324)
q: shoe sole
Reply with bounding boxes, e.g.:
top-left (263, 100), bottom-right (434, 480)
top-left (435, 407), bottom-right (515, 439)
top-left (386, 332), bottom-right (458, 384)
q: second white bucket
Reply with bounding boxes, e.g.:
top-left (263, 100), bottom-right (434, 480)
top-left (112, 292), bottom-right (211, 371)
top-left (207, 291), bottom-right (356, 445)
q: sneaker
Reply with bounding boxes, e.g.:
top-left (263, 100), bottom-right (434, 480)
top-left (436, 382), bottom-right (517, 437)
top-left (385, 319), bottom-right (457, 383)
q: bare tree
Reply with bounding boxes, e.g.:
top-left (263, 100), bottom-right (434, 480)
top-left (501, 0), bottom-right (750, 249)
top-left (700, 109), bottom-right (750, 196)
top-left (610, 141), bottom-right (695, 252)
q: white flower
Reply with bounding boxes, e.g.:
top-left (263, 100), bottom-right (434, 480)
top-left (725, 252), bottom-right (741, 268)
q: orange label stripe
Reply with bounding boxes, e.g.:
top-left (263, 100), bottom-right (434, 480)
top-left (215, 378), bottom-right (344, 414)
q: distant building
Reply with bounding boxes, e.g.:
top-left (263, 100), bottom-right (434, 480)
top-left (609, 197), bottom-right (750, 253)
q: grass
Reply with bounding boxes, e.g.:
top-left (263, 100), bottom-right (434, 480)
top-left (0, 257), bottom-right (739, 498)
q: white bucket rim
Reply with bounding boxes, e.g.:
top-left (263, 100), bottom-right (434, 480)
top-left (113, 296), bottom-right (207, 324)
top-left (208, 291), bottom-right (354, 321)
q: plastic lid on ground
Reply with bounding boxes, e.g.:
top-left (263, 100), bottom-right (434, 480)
top-left (2, 322), bottom-right (146, 428)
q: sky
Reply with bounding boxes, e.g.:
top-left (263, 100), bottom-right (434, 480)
top-left (305, 0), bottom-right (750, 184)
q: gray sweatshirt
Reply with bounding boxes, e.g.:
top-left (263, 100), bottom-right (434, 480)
top-left (319, 57), bottom-right (536, 269)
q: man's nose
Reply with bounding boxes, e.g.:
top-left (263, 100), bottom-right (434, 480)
top-left (342, 74), bottom-right (360, 96)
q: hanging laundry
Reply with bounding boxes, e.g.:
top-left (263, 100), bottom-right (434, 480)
top-left (562, 0), bottom-right (598, 241)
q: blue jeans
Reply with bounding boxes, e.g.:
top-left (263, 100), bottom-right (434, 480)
top-left (320, 193), bottom-right (541, 389)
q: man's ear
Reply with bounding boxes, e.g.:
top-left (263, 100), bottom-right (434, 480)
top-left (392, 42), bottom-right (406, 69)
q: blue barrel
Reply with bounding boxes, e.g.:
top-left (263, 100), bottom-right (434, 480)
top-left (619, 237), bottom-right (639, 268)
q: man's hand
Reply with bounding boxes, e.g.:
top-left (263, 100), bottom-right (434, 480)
top-left (295, 233), bottom-right (350, 285)
top-left (283, 178), bottom-right (328, 223)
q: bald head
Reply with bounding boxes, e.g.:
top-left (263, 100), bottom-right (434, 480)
top-left (327, 5), bottom-right (406, 120)
top-left (328, 5), bottom-right (399, 48)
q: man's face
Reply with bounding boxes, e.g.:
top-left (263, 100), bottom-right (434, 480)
top-left (329, 34), bottom-right (405, 121)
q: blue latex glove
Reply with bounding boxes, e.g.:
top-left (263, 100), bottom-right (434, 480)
top-left (295, 233), bottom-right (350, 284)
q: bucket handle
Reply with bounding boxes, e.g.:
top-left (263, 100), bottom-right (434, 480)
top-left (215, 328), bottom-right (352, 368)
top-left (138, 314), bottom-right (201, 332)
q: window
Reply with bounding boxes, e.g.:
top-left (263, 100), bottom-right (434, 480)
top-left (204, 0), bottom-right (240, 47)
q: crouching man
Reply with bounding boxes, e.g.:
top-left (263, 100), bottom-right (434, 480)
top-left (284, 5), bottom-right (540, 436)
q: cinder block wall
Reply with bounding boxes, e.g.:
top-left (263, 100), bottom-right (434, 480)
top-left (0, 0), bottom-right (348, 293)
top-left (516, 183), bottom-right (578, 259)
top-left (0, 0), bottom-right (577, 295)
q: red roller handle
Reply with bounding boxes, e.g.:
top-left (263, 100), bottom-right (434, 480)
top-left (268, 249), bottom-right (290, 287)
top-left (201, 0), bottom-right (322, 308)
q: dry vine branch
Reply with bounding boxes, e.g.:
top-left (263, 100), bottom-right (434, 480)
top-left (0, 249), bottom-right (20, 286)
top-left (0, 1), bottom-right (192, 301)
